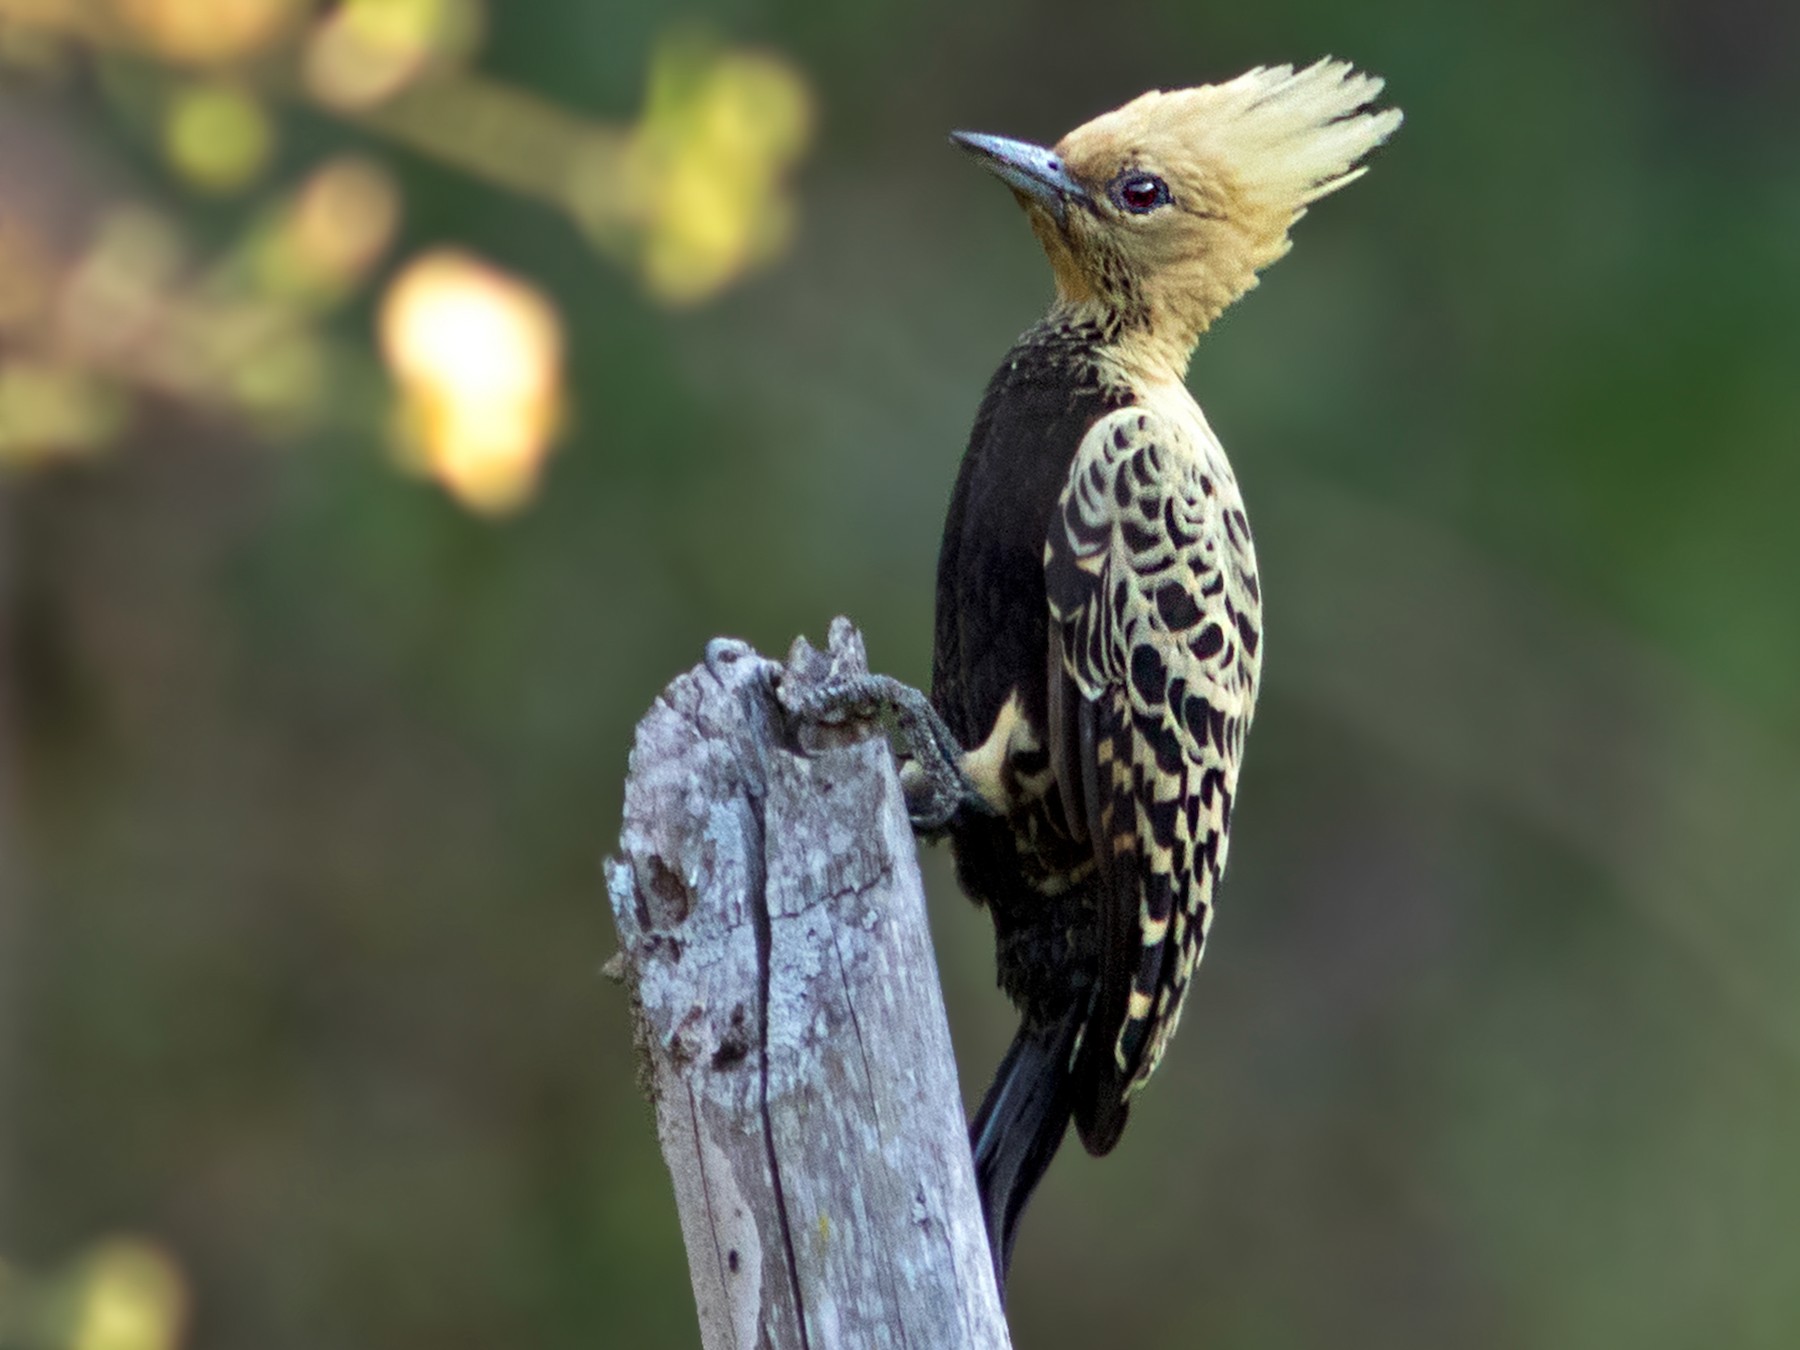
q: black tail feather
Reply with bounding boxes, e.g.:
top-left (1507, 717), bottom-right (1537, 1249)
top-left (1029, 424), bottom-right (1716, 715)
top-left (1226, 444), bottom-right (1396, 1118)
top-left (969, 1007), bottom-right (1083, 1292)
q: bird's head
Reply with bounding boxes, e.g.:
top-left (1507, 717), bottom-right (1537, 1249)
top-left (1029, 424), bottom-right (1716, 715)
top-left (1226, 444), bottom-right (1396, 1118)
top-left (954, 60), bottom-right (1401, 374)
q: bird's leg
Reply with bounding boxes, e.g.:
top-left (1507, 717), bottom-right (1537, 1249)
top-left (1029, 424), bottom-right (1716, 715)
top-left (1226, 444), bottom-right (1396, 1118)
top-left (784, 673), bottom-right (994, 834)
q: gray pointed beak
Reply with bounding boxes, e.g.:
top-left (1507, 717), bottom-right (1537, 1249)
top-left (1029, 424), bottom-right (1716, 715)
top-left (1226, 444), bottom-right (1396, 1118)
top-left (950, 131), bottom-right (1086, 223)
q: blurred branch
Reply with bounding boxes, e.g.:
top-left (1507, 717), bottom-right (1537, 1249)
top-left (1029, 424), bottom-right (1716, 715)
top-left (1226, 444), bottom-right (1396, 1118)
top-left (607, 619), bottom-right (1011, 1350)
top-left (325, 67), bottom-right (625, 205)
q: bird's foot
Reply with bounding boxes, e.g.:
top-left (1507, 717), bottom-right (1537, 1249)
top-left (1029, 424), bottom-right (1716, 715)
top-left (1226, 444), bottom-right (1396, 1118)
top-left (783, 672), bottom-right (994, 834)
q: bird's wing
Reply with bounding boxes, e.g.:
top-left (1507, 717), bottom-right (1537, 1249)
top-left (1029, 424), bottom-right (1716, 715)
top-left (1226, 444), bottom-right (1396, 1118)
top-left (1043, 405), bottom-right (1261, 1153)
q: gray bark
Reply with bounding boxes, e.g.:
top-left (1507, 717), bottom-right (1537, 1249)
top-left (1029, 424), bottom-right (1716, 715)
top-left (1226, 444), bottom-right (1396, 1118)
top-left (606, 618), bottom-right (1010, 1350)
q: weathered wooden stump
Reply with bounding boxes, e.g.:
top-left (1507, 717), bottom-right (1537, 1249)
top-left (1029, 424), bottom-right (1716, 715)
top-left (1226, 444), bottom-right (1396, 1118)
top-left (606, 618), bottom-right (1011, 1349)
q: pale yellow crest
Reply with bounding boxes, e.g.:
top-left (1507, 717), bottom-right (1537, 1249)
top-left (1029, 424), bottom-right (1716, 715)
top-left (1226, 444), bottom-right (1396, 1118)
top-left (1041, 59), bottom-right (1402, 364)
top-left (1075, 60), bottom-right (1403, 219)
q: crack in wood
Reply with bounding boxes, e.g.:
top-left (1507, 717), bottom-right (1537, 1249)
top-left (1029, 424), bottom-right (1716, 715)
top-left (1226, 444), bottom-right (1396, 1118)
top-left (738, 677), bottom-right (813, 1350)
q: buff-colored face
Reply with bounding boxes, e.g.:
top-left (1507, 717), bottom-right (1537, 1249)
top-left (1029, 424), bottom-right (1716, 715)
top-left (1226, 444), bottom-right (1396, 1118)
top-left (1035, 106), bottom-right (1283, 330)
top-left (954, 61), bottom-right (1402, 349)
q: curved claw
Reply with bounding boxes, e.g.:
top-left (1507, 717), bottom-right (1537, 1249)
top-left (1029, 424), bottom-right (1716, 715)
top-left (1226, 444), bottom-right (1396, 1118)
top-left (786, 669), bottom-right (997, 835)
top-left (901, 758), bottom-right (999, 834)
top-left (901, 762), bottom-right (957, 833)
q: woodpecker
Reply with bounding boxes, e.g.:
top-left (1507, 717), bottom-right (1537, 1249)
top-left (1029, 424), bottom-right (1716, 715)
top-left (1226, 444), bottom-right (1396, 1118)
top-left (790, 59), bottom-right (1399, 1288)
top-left (934, 60), bottom-right (1401, 1284)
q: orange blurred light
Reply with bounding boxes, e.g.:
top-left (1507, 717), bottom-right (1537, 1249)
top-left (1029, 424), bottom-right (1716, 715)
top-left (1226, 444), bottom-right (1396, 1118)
top-left (378, 248), bottom-right (562, 515)
top-left (111, 0), bottom-right (303, 66)
top-left (248, 155), bottom-right (401, 304)
top-left (303, 0), bottom-right (483, 112)
top-left (292, 157), bottom-right (400, 281)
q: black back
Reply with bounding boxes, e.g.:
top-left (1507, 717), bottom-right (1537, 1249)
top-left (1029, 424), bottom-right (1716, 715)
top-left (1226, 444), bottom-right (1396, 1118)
top-left (932, 319), bottom-right (1131, 753)
top-left (931, 320), bottom-right (1133, 1031)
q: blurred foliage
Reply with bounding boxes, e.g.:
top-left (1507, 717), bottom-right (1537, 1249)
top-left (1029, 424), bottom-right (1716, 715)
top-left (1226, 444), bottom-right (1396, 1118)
top-left (0, 0), bottom-right (810, 512)
top-left (2, 1), bottom-right (1800, 1349)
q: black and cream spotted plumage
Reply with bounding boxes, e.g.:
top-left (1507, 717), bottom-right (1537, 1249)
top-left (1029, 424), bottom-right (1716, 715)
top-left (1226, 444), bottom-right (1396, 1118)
top-left (1043, 397), bottom-right (1261, 1148)
top-left (924, 61), bottom-right (1399, 1286)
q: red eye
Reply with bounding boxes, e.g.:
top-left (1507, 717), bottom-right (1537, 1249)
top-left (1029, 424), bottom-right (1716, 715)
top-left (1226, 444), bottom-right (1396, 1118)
top-left (1115, 173), bottom-right (1169, 214)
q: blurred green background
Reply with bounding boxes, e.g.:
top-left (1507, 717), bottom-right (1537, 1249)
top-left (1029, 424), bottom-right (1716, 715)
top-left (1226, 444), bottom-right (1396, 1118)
top-left (3, 1), bottom-right (1799, 1347)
